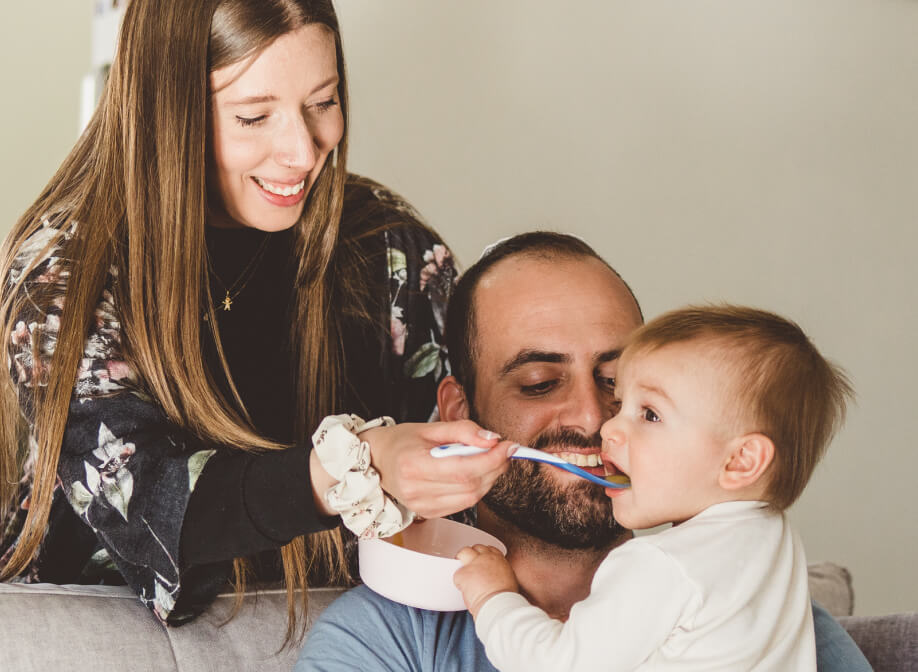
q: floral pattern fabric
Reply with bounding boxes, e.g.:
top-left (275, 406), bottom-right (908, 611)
top-left (0, 179), bottom-right (458, 624)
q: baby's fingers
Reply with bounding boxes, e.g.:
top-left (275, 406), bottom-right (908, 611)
top-left (456, 546), bottom-right (481, 565)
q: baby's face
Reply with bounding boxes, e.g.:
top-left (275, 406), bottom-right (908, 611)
top-left (600, 342), bottom-right (735, 530)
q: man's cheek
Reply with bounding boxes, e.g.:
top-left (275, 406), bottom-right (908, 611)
top-left (478, 410), bottom-right (530, 445)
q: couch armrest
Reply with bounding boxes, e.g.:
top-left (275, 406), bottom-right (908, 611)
top-left (840, 612), bottom-right (918, 672)
top-left (0, 582), bottom-right (345, 672)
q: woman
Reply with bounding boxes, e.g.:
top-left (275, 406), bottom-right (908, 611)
top-left (0, 0), bottom-right (509, 636)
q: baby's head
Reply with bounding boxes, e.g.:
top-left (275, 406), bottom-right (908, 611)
top-left (600, 305), bottom-right (852, 529)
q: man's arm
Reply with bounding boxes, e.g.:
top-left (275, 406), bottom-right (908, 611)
top-left (813, 602), bottom-right (873, 672)
top-left (295, 585), bottom-right (496, 672)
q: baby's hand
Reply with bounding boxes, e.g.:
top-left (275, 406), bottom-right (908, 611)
top-left (454, 544), bottom-right (519, 618)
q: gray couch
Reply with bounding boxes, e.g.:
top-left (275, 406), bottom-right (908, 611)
top-left (0, 562), bottom-right (914, 671)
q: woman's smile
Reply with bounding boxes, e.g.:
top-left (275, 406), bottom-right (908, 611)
top-left (251, 176), bottom-right (308, 206)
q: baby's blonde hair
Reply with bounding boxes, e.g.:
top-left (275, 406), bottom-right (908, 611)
top-left (623, 305), bottom-right (853, 510)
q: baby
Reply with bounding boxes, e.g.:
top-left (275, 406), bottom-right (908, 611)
top-left (454, 305), bottom-right (852, 671)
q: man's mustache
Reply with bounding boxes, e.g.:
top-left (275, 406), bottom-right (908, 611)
top-left (530, 428), bottom-right (602, 452)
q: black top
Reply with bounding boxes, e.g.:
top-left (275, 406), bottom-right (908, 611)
top-left (1, 176), bottom-right (457, 624)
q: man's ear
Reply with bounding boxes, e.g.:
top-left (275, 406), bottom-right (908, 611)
top-left (438, 376), bottom-right (470, 421)
top-left (719, 433), bottom-right (775, 492)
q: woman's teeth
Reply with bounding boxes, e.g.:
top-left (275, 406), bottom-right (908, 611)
top-left (557, 452), bottom-right (603, 468)
top-left (253, 176), bottom-right (305, 197)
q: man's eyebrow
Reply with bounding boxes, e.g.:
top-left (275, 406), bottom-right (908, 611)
top-left (596, 349), bottom-right (622, 364)
top-left (499, 350), bottom-right (570, 376)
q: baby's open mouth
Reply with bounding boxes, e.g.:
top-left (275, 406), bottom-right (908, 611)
top-left (557, 451), bottom-right (631, 485)
top-left (598, 455), bottom-right (632, 486)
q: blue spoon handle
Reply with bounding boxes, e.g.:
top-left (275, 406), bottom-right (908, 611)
top-left (430, 444), bottom-right (629, 489)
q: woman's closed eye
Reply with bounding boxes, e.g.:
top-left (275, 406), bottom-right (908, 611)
top-left (236, 115), bottom-right (267, 128)
top-left (313, 98), bottom-right (339, 112)
top-left (236, 99), bottom-right (336, 128)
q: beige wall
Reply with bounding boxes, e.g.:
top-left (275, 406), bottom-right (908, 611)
top-left (1, 1), bottom-right (915, 616)
top-left (338, 0), bottom-right (918, 618)
top-left (0, 3), bottom-right (89, 233)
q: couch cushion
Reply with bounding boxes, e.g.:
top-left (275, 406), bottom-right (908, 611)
top-left (807, 561), bottom-right (855, 618)
top-left (840, 611), bottom-right (918, 672)
top-left (0, 582), bottom-right (345, 672)
top-left (0, 562), bottom-right (868, 670)
top-left (0, 583), bottom-right (174, 672)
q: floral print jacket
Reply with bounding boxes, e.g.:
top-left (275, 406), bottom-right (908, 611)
top-left (0, 177), bottom-right (457, 624)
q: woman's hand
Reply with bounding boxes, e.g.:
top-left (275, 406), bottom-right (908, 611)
top-left (359, 420), bottom-right (514, 519)
top-left (454, 544), bottom-right (519, 619)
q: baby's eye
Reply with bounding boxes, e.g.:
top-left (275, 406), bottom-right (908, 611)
top-left (642, 408), bottom-right (660, 422)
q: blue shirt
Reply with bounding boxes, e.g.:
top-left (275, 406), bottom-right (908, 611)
top-left (296, 586), bottom-right (872, 671)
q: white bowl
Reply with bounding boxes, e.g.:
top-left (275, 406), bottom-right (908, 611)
top-left (358, 517), bottom-right (507, 611)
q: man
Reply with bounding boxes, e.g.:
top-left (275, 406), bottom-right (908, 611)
top-left (296, 232), bottom-right (870, 671)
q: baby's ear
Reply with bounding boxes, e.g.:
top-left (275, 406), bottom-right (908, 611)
top-left (437, 376), bottom-right (471, 422)
top-left (719, 433), bottom-right (775, 492)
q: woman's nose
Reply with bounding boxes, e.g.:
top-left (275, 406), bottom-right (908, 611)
top-left (275, 115), bottom-right (317, 171)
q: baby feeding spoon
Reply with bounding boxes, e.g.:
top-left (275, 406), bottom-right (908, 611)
top-left (430, 443), bottom-right (631, 489)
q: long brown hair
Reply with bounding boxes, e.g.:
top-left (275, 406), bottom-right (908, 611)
top-left (0, 0), bottom-right (356, 641)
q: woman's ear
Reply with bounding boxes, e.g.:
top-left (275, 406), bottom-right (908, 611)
top-left (437, 376), bottom-right (470, 421)
top-left (719, 433), bottom-right (775, 492)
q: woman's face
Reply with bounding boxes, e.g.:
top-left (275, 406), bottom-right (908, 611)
top-left (208, 24), bottom-right (344, 231)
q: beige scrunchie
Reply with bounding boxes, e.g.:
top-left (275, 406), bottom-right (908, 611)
top-left (312, 414), bottom-right (416, 539)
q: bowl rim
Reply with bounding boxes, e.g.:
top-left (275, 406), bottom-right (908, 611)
top-left (357, 518), bottom-right (507, 611)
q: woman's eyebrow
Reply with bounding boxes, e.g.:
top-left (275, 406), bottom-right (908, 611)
top-left (225, 76), bottom-right (339, 107)
top-left (225, 94), bottom-right (279, 106)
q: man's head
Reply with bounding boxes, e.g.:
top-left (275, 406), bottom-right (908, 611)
top-left (601, 304), bottom-right (853, 530)
top-left (438, 232), bottom-right (643, 549)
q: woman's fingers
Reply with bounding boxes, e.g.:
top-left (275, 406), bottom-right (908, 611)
top-left (419, 418), bottom-right (502, 448)
top-left (399, 444), bottom-right (512, 515)
top-left (359, 420), bottom-right (516, 517)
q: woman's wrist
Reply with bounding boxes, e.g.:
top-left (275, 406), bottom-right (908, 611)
top-left (310, 414), bottom-right (415, 538)
top-left (355, 424), bottom-right (389, 474)
top-left (308, 449), bottom-right (338, 517)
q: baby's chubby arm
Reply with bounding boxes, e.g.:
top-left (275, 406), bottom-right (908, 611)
top-left (454, 544), bottom-right (519, 618)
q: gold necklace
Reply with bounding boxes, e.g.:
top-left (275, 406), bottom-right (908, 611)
top-left (209, 235), bottom-right (270, 312)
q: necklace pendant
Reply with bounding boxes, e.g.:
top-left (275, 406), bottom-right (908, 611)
top-left (222, 292), bottom-right (233, 311)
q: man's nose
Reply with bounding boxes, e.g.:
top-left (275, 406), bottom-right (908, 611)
top-left (274, 114), bottom-right (317, 171)
top-left (558, 378), bottom-right (609, 436)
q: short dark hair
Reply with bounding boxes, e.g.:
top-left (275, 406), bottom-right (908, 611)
top-left (625, 304), bottom-right (854, 510)
top-left (445, 231), bottom-right (641, 404)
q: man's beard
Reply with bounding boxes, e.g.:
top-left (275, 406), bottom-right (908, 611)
top-left (480, 426), bottom-right (626, 550)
